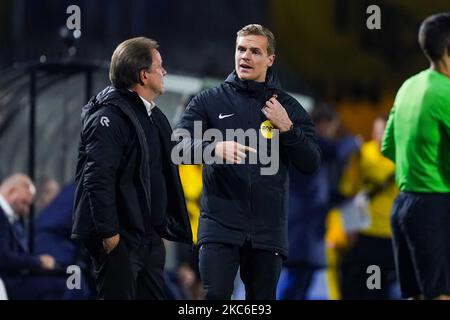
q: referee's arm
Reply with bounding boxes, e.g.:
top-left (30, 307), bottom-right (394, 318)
top-left (381, 105), bottom-right (396, 162)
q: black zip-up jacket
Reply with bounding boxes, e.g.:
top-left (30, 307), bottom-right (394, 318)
top-left (71, 86), bottom-right (192, 246)
top-left (175, 69), bottom-right (320, 256)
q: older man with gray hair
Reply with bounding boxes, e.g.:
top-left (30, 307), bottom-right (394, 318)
top-left (0, 173), bottom-right (57, 299)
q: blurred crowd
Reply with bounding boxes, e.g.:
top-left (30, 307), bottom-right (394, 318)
top-left (0, 107), bottom-right (400, 300)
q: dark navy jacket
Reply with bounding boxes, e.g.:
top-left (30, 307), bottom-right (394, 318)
top-left (287, 136), bottom-right (360, 267)
top-left (0, 207), bottom-right (41, 274)
top-left (175, 69), bottom-right (321, 256)
top-left (36, 183), bottom-right (79, 267)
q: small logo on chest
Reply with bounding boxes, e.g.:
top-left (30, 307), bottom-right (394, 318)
top-left (218, 113), bottom-right (234, 119)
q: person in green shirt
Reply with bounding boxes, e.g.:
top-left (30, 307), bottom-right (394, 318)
top-left (381, 12), bottom-right (450, 300)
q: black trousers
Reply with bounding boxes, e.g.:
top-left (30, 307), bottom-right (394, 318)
top-left (391, 192), bottom-right (450, 299)
top-left (83, 236), bottom-right (166, 300)
top-left (199, 242), bottom-right (283, 300)
top-left (340, 234), bottom-right (397, 300)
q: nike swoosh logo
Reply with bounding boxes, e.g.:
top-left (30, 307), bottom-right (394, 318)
top-left (219, 113), bottom-right (235, 119)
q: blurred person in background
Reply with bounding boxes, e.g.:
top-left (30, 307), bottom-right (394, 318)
top-left (382, 12), bottom-right (450, 300)
top-left (277, 108), bottom-right (360, 300)
top-left (339, 116), bottom-right (399, 300)
top-left (172, 94), bottom-right (205, 300)
top-left (35, 182), bottom-right (95, 299)
top-left (72, 37), bottom-right (192, 300)
top-left (177, 163), bottom-right (204, 299)
top-left (0, 173), bottom-right (62, 299)
top-left (34, 175), bottom-right (60, 215)
top-left (0, 277), bottom-right (7, 300)
top-left (176, 24), bottom-right (321, 300)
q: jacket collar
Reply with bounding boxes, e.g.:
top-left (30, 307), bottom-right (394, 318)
top-left (0, 194), bottom-right (16, 224)
top-left (224, 68), bottom-right (281, 95)
top-left (127, 89), bottom-right (156, 116)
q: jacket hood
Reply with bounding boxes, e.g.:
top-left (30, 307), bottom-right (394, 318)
top-left (224, 68), bottom-right (282, 95)
top-left (83, 86), bottom-right (133, 113)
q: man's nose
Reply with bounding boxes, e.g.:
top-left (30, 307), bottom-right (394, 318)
top-left (242, 50), bottom-right (251, 60)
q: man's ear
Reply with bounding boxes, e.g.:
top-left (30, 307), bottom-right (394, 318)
top-left (6, 188), bottom-right (16, 203)
top-left (138, 69), bottom-right (147, 86)
top-left (267, 54), bottom-right (275, 68)
top-left (441, 46), bottom-right (450, 69)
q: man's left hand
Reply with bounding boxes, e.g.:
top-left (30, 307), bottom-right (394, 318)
top-left (262, 96), bottom-right (293, 132)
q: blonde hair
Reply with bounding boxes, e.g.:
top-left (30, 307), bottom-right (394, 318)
top-left (236, 24), bottom-right (276, 55)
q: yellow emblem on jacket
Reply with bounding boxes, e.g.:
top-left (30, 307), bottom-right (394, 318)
top-left (260, 120), bottom-right (274, 139)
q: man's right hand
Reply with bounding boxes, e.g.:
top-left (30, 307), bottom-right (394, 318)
top-left (214, 141), bottom-right (257, 164)
top-left (38, 254), bottom-right (56, 270)
top-left (103, 234), bottom-right (120, 254)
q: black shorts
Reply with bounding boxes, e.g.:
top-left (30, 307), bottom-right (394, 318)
top-left (391, 192), bottom-right (450, 299)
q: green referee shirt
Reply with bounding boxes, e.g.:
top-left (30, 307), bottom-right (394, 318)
top-left (381, 68), bottom-right (450, 192)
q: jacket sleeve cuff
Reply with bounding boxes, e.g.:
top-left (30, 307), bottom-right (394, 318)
top-left (280, 125), bottom-right (303, 145)
top-left (99, 229), bottom-right (119, 239)
top-left (30, 256), bottom-right (42, 270)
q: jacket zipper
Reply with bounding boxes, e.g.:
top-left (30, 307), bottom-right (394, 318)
top-left (112, 102), bottom-right (153, 218)
top-left (247, 96), bottom-right (253, 242)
